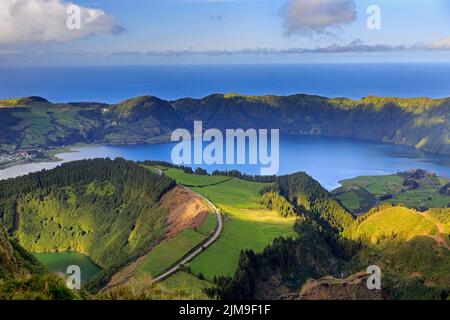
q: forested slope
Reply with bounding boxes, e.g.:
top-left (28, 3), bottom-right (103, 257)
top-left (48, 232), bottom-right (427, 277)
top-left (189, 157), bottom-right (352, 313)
top-left (0, 230), bottom-right (76, 300)
top-left (262, 172), bottom-right (354, 233)
top-left (207, 173), bottom-right (450, 300)
top-left (206, 220), bottom-right (344, 300)
top-left (0, 158), bottom-right (176, 270)
top-left (173, 94), bottom-right (450, 155)
top-left (1, 93), bottom-right (449, 156)
top-left (206, 172), bottom-right (353, 299)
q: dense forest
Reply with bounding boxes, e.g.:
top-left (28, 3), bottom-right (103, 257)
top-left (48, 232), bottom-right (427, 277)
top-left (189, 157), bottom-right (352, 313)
top-left (262, 172), bottom-right (354, 233)
top-left (1, 93), bottom-right (449, 156)
top-left (0, 158), bottom-right (176, 290)
top-left (261, 192), bottom-right (296, 217)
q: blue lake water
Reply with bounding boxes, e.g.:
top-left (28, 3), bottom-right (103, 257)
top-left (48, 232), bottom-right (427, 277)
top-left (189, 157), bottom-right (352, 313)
top-left (1, 64), bottom-right (450, 103)
top-left (1, 135), bottom-right (450, 190)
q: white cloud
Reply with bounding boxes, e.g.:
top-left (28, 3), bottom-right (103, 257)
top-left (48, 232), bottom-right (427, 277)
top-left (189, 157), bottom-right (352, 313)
top-left (427, 37), bottom-right (450, 50)
top-left (281, 0), bottom-right (356, 36)
top-left (0, 0), bottom-right (123, 44)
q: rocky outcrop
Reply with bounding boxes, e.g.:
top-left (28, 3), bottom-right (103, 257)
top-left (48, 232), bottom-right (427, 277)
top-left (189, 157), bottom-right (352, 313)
top-left (293, 273), bottom-right (385, 300)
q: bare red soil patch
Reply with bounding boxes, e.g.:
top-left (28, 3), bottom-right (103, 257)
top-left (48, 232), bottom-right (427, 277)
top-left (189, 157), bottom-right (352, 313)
top-left (104, 186), bottom-right (210, 290)
top-left (160, 186), bottom-right (210, 239)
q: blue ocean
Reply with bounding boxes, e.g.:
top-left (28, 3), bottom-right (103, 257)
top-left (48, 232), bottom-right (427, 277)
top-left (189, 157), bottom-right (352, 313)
top-left (1, 64), bottom-right (450, 103)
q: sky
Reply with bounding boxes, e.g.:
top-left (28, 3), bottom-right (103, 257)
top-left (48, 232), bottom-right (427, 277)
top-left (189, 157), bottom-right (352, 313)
top-left (1, 0), bottom-right (450, 65)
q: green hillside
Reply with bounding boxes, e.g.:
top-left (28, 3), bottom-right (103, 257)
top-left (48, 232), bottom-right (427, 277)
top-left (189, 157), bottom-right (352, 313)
top-left (136, 229), bottom-right (207, 277)
top-left (343, 206), bottom-right (441, 244)
top-left (0, 158), bottom-right (176, 288)
top-left (206, 220), bottom-right (344, 300)
top-left (345, 205), bottom-right (450, 299)
top-left (0, 231), bottom-right (76, 300)
top-left (209, 204), bottom-right (450, 300)
top-left (1, 93), bottom-right (450, 157)
top-left (204, 169), bottom-right (449, 300)
top-left (173, 94), bottom-right (450, 156)
top-left (333, 170), bottom-right (450, 213)
top-left (266, 172), bottom-right (354, 233)
top-left (0, 231), bottom-right (45, 280)
top-left (163, 168), bottom-right (297, 280)
top-left (1, 160), bottom-right (449, 300)
top-left (155, 167), bottom-right (363, 299)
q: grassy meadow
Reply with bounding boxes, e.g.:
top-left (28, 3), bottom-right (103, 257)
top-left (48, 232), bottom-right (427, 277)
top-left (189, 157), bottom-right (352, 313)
top-left (160, 271), bottom-right (213, 299)
top-left (163, 168), bottom-right (297, 280)
top-left (384, 188), bottom-right (450, 209)
top-left (340, 175), bottom-right (404, 195)
top-left (136, 225), bottom-right (211, 277)
top-left (334, 173), bottom-right (450, 214)
top-left (197, 212), bottom-right (217, 236)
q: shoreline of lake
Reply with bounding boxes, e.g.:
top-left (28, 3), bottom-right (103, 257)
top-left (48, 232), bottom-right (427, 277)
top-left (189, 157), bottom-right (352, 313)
top-left (2, 136), bottom-right (450, 190)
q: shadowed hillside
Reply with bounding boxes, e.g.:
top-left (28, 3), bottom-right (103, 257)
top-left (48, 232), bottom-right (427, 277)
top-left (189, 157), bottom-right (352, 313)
top-left (206, 175), bottom-right (450, 300)
top-left (0, 158), bottom-right (177, 291)
top-left (0, 93), bottom-right (449, 156)
top-left (0, 231), bottom-right (76, 300)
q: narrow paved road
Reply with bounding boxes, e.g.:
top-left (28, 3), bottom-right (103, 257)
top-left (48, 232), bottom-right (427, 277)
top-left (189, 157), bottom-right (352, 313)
top-left (152, 185), bottom-right (223, 283)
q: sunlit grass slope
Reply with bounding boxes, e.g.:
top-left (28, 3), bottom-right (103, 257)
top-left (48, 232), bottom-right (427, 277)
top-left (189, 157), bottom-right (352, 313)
top-left (160, 271), bottom-right (213, 300)
top-left (164, 169), bottom-right (297, 280)
top-left (345, 206), bottom-right (444, 244)
top-left (136, 229), bottom-right (206, 277)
